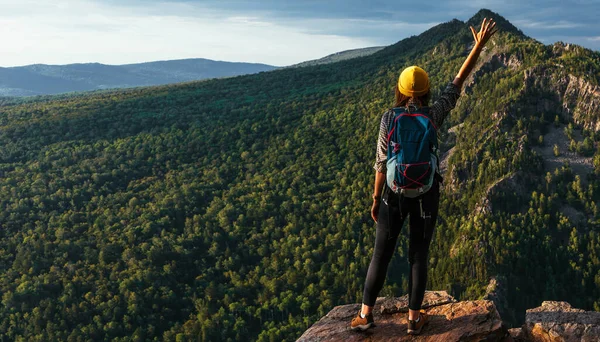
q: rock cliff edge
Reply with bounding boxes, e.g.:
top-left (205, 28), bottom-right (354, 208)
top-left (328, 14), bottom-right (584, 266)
top-left (297, 291), bottom-right (600, 342)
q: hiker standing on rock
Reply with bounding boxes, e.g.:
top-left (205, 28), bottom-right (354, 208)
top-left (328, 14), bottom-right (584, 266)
top-left (351, 18), bottom-right (498, 335)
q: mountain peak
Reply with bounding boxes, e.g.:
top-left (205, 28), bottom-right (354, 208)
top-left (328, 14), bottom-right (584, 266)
top-left (467, 8), bottom-right (526, 38)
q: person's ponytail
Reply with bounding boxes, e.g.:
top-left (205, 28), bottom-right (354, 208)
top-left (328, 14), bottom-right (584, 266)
top-left (394, 86), bottom-right (430, 108)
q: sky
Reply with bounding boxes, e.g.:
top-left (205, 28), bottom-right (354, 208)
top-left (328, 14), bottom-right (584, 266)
top-left (0, 0), bottom-right (599, 67)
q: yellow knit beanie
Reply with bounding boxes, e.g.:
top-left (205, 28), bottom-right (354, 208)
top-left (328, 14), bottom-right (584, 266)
top-left (398, 66), bottom-right (430, 97)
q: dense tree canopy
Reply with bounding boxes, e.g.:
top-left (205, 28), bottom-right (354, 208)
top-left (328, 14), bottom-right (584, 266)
top-left (0, 9), bottom-right (599, 342)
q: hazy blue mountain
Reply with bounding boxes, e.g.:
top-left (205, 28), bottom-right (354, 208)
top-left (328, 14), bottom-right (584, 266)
top-left (289, 46), bottom-right (385, 68)
top-left (0, 59), bottom-right (278, 97)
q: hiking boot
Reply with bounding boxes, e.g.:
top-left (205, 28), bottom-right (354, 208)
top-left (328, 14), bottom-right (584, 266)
top-left (407, 310), bottom-right (428, 335)
top-left (350, 311), bottom-right (375, 331)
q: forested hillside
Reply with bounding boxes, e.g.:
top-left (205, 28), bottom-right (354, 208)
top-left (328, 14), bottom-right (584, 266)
top-left (0, 9), bottom-right (599, 342)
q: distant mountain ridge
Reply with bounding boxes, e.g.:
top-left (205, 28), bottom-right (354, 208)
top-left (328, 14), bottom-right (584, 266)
top-left (0, 47), bottom-right (390, 97)
top-left (0, 58), bottom-right (278, 97)
top-left (289, 46), bottom-right (385, 68)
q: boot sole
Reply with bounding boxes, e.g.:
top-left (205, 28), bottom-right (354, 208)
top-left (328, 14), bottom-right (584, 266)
top-left (407, 327), bottom-right (422, 335)
top-left (407, 321), bottom-right (428, 335)
top-left (351, 323), bottom-right (374, 331)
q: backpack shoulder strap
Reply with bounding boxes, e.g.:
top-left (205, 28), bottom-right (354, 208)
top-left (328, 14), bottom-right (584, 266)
top-left (391, 107), bottom-right (408, 116)
top-left (392, 107), bottom-right (437, 131)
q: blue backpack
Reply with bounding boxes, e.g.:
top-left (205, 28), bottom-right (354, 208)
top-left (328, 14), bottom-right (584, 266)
top-left (386, 106), bottom-right (439, 198)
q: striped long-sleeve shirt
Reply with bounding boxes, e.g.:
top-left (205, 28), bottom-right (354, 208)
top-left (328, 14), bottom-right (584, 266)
top-left (373, 82), bottom-right (461, 173)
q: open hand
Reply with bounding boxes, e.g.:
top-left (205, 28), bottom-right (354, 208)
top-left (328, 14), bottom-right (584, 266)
top-left (470, 18), bottom-right (497, 47)
top-left (454, 18), bottom-right (499, 87)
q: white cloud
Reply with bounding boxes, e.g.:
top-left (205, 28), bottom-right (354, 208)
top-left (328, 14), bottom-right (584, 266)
top-left (3, 1), bottom-right (595, 67)
top-left (0, 0), bottom-right (376, 67)
top-left (513, 19), bottom-right (583, 30)
top-left (226, 16), bottom-right (272, 26)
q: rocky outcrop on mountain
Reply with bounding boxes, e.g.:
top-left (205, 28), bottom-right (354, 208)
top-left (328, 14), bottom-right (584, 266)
top-left (299, 294), bottom-right (600, 342)
top-left (479, 51), bottom-right (524, 75)
top-left (297, 291), bottom-right (510, 341)
top-left (523, 66), bottom-right (600, 132)
top-left (472, 171), bottom-right (527, 215)
top-left (439, 146), bottom-right (456, 174)
top-left (523, 301), bottom-right (600, 342)
top-left (464, 50), bottom-right (524, 95)
top-left (484, 276), bottom-right (515, 326)
top-left (533, 124), bottom-right (594, 178)
top-left (558, 74), bottom-right (600, 132)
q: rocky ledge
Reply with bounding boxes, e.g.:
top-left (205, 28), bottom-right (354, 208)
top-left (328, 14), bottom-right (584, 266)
top-left (521, 301), bottom-right (600, 342)
top-left (297, 291), bottom-right (600, 342)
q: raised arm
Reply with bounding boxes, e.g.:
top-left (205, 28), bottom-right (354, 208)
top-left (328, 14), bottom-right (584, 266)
top-left (453, 18), bottom-right (498, 89)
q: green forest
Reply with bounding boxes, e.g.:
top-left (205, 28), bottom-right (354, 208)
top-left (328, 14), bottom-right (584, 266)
top-left (0, 9), bottom-right (599, 342)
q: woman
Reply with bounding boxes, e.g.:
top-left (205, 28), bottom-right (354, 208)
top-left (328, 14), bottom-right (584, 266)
top-left (351, 18), bottom-right (497, 335)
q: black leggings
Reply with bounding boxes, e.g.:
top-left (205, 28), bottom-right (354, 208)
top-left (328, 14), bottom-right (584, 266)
top-left (362, 182), bottom-right (440, 310)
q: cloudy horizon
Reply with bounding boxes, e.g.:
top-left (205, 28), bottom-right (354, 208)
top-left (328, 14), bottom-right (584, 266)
top-left (0, 0), bottom-right (599, 68)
